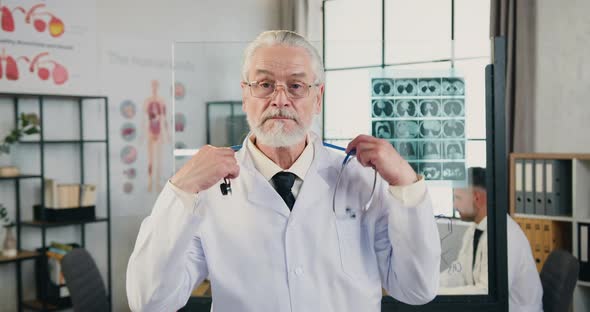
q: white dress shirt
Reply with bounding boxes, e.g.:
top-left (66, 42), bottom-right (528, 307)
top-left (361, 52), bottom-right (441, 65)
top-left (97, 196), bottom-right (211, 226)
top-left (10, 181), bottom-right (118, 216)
top-left (126, 133), bottom-right (441, 312)
top-left (439, 215), bottom-right (543, 312)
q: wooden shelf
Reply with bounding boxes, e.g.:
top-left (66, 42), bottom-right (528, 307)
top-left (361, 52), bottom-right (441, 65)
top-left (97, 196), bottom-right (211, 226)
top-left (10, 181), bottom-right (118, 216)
top-left (0, 92), bottom-right (106, 99)
top-left (21, 217), bottom-right (109, 228)
top-left (510, 153), bottom-right (590, 161)
top-left (192, 280), bottom-right (211, 297)
top-left (0, 250), bottom-right (40, 264)
top-left (513, 213), bottom-right (573, 222)
top-left (21, 299), bottom-right (71, 311)
top-left (0, 174), bottom-right (42, 180)
top-left (20, 139), bottom-right (107, 144)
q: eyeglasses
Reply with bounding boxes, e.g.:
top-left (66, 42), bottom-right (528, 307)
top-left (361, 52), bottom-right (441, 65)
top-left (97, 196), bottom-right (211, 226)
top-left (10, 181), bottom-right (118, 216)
top-left (245, 80), bottom-right (318, 99)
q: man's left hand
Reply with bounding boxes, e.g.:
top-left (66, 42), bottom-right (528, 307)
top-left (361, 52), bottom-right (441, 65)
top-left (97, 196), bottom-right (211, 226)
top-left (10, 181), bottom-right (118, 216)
top-left (346, 134), bottom-right (418, 186)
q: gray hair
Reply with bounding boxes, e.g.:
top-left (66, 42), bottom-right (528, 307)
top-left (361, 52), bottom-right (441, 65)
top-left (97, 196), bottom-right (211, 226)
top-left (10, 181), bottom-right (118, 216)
top-left (241, 30), bottom-right (325, 84)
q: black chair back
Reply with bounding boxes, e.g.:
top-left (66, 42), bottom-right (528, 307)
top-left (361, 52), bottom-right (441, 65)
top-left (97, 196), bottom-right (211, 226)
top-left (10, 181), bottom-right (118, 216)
top-left (61, 248), bottom-right (109, 312)
top-left (540, 249), bottom-right (580, 312)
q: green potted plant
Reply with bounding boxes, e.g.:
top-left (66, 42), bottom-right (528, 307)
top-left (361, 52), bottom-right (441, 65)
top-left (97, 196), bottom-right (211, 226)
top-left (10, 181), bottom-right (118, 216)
top-left (0, 113), bottom-right (40, 177)
top-left (0, 204), bottom-right (17, 257)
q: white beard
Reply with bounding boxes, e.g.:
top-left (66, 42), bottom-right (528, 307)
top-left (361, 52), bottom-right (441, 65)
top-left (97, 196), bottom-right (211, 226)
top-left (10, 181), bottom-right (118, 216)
top-left (247, 109), bottom-right (310, 147)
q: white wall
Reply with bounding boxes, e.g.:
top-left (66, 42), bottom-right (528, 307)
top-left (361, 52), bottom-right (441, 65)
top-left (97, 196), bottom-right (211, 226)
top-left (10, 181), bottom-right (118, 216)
top-left (534, 0), bottom-right (590, 153)
top-left (534, 1), bottom-right (590, 309)
top-left (0, 1), bottom-right (279, 312)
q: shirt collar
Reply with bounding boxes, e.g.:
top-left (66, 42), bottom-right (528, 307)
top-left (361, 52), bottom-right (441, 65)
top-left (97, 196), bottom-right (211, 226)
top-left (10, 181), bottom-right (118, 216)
top-left (476, 216), bottom-right (488, 231)
top-left (246, 134), bottom-right (314, 182)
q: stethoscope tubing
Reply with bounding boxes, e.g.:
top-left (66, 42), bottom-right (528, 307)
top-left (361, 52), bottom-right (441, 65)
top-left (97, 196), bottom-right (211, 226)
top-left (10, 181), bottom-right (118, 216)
top-left (225, 142), bottom-right (378, 216)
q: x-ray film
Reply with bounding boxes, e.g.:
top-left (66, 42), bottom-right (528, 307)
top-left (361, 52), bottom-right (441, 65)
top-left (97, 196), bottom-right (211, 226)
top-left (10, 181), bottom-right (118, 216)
top-left (372, 78), bottom-right (395, 96)
top-left (419, 99), bottom-right (441, 117)
top-left (444, 141), bottom-right (465, 160)
top-left (394, 99), bottom-right (418, 117)
top-left (420, 141), bottom-right (442, 160)
top-left (372, 99), bottom-right (395, 117)
top-left (394, 141), bottom-right (418, 160)
top-left (393, 79), bottom-right (418, 96)
top-left (418, 78), bottom-right (442, 96)
top-left (420, 120), bottom-right (442, 138)
top-left (442, 78), bottom-right (465, 96)
top-left (443, 99), bottom-right (465, 117)
top-left (419, 162), bottom-right (442, 180)
top-left (443, 162), bottom-right (466, 180)
top-left (442, 120), bottom-right (465, 138)
top-left (371, 75), bottom-right (466, 181)
top-left (394, 120), bottom-right (420, 139)
top-left (373, 121), bottom-right (394, 139)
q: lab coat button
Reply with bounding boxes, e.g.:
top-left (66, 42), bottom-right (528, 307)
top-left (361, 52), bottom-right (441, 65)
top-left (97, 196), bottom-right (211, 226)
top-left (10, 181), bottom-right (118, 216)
top-left (294, 267), bottom-right (303, 276)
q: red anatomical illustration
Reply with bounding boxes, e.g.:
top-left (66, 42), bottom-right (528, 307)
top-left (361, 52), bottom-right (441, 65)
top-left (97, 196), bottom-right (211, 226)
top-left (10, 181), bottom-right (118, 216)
top-left (24, 3), bottom-right (65, 38)
top-left (37, 67), bottom-right (49, 80)
top-left (24, 3), bottom-right (44, 23)
top-left (48, 16), bottom-right (64, 37)
top-left (5, 55), bottom-right (17, 80)
top-left (33, 18), bottom-right (45, 31)
top-left (28, 52), bottom-right (69, 85)
top-left (2, 3), bottom-right (65, 37)
top-left (0, 49), bottom-right (23, 80)
top-left (1, 6), bottom-right (14, 32)
top-left (0, 50), bottom-right (68, 85)
top-left (51, 62), bottom-right (68, 85)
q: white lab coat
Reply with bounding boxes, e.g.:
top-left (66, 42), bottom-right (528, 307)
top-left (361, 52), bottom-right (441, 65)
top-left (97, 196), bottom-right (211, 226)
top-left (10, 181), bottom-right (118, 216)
top-left (439, 216), bottom-right (543, 312)
top-left (126, 137), bottom-right (441, 312)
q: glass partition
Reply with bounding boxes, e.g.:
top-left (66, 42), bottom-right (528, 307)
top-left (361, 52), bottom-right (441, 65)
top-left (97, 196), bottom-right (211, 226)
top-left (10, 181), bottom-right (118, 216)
top-left (322, 0), bottom-right (508, 311)
top-left (173, 5), bottom-right (507, 306)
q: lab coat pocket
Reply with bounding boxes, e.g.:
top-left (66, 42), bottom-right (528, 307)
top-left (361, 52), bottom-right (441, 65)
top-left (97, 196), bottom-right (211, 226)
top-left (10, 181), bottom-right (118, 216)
top-left (335, 217), bottom-right (367, 279)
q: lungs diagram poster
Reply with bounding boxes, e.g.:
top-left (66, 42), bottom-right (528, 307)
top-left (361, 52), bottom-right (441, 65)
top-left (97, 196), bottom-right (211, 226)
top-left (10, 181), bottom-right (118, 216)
top-left (0, 0), bottom-right (97, 95)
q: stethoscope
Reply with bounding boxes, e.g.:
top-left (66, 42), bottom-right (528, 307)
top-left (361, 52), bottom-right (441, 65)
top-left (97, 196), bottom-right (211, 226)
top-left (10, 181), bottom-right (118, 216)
top-left (219, 142), bottom-right (378, 217)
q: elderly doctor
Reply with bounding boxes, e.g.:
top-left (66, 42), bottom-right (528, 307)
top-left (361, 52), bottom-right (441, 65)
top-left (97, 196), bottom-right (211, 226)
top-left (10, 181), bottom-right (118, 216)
top-left (126, 30), bottom-right (441, 312)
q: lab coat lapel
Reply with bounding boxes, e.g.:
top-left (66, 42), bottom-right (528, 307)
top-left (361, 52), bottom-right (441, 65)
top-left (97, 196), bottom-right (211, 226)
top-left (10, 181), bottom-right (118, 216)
top-left (235, 139), bottom-right (291, 218)
top-left (472, 217), bottom-right (488, 282)
top-left (289, 138), bottom-right (334, 219)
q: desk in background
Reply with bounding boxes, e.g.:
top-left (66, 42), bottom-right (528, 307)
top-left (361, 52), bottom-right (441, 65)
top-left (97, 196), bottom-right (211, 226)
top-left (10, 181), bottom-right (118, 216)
top-left (180, 280), bottom-right (212, 312)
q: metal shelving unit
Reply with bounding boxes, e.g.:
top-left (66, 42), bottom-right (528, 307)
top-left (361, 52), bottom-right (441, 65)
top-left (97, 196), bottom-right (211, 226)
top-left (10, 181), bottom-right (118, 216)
top-left (0, 92), bottom-right (112, 312)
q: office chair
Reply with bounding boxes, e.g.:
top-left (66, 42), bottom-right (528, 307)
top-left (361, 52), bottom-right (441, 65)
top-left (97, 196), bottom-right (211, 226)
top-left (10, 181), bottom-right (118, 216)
top-left (61, 248), bottom-right (109, 312)
top-left (540, 249), bottom-right (580, 312)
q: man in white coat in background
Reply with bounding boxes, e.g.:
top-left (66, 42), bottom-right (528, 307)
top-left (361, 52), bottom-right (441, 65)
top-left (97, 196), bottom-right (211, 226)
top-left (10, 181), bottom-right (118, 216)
top-left (126, 30), bottom-right (441, 312)
top-left (438, 167), bottom-right (543, 311)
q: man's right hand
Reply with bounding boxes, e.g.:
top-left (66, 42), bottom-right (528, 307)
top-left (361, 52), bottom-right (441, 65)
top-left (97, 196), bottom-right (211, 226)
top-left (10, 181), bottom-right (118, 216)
top-left (170, 145), bottom-right (240, 194)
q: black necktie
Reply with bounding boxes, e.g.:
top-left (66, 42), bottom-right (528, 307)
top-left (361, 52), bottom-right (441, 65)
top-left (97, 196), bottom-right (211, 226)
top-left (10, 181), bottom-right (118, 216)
top-left (271, 172), bottom-right (296, 210)
top-left (473, 228), bottom-right (484, 268)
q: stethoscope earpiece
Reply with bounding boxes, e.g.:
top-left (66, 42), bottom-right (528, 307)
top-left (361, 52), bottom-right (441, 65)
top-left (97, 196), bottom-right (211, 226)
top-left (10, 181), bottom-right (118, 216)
top-left (220, 145), bottom-right (242, 196)
top-left (220, 178), bottom-right (232, 196)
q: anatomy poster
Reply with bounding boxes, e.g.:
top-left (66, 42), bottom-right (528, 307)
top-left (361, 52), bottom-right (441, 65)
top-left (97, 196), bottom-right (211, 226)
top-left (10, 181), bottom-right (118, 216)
top-left (0, 0), bottom-right (97, 94)
top-left (100, 37), bottom-right (189, 216)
